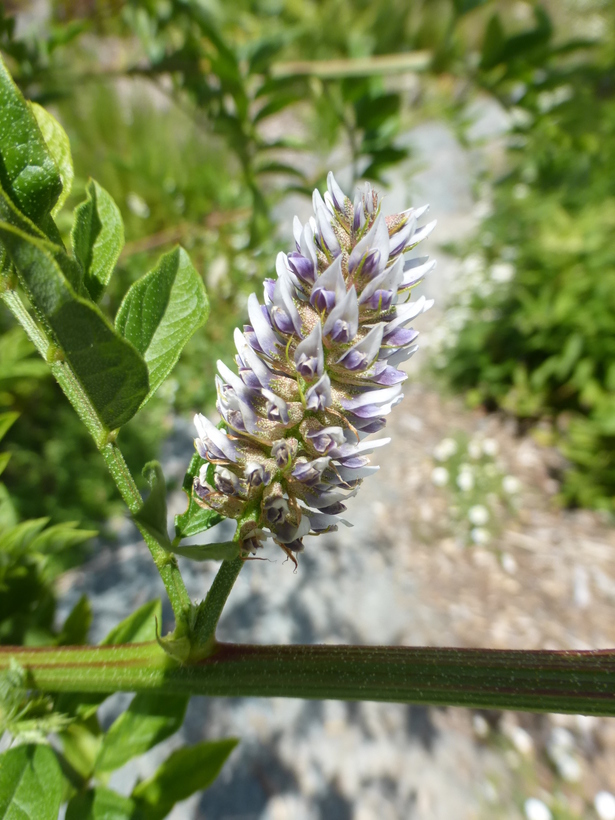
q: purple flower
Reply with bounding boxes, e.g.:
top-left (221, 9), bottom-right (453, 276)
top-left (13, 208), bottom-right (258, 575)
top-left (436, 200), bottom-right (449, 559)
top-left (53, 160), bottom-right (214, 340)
top-left (192, 174), bottom-right (434, 557)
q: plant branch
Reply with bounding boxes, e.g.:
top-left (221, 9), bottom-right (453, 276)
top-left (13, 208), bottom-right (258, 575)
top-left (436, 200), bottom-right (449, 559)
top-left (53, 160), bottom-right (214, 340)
top-left (1, 642), bottom-right (614, 716)
top-left (1, 288), bottom-right (192, 627)
top-left (192, 556), bottom-right (244, 656)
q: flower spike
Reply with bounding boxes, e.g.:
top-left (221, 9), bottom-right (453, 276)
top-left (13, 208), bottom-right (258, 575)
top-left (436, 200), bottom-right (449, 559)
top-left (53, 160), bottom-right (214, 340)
top-left (193, 174), bottom-right (435, 557)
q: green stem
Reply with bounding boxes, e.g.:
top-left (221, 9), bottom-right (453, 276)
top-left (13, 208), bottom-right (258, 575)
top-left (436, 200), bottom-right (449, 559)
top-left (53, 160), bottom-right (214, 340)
top-left (1, 288), bottom-right (192, 627)
top-left (192, 556), bottom-right (244, 656)
top-left (1, 642), bottom-right (614, 716)
top-left (100, 442), bottom-right (192, 625)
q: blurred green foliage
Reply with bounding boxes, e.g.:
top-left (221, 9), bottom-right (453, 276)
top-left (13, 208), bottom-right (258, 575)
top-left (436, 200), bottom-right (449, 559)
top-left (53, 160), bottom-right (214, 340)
top-left (440, 4), bottom-right (615, 511)
top-left (0, 405), bottom-right (96, 645)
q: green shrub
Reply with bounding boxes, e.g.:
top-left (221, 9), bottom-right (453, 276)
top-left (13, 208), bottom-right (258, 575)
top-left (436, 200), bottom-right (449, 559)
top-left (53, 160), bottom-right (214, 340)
top-left (439, 10), bottom-right (615, 511)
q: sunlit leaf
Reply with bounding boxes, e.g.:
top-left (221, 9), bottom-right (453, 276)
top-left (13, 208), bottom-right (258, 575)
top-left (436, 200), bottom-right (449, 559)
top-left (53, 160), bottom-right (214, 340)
top-left (30, 102), bottom-right (73, 218)
top-left (102, 599), bottom-right (162, 645)
top-left (0, 744), bottom-right (63, 820)
top-left (0, 54), bottom-right (62, 225)
top-left (95, 693), bottom-right (188, 773)
top-left (115, 246), bottom-right (208, 405)
top-left (57, 594), bottom-right (92, 646)
top-left (0, 218), bottom-right (149, 430)
top-left (66, 786), bottom-right (136, 820)
top-left (71, 179), bottom-right (124, 303)
top-left (132, 738), bottom-right (238, 820)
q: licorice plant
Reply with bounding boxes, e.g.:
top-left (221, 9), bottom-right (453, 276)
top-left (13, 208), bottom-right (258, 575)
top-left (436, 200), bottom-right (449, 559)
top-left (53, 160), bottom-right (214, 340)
top-left (0, 53), bottom-right (613, 820)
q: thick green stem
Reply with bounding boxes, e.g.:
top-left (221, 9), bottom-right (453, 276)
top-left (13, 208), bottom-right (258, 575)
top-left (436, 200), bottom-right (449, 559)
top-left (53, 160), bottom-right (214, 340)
top-left (192, 556), bottom-right (244, 656)
top-left (1, 642), bottom-right (614, 716)
top-left (1, 288), bottom-right (192, 627)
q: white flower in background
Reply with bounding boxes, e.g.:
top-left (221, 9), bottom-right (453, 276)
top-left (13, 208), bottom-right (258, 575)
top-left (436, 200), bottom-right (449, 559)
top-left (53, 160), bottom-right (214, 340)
top-left (434, 437), bottom-right (458, 461)
top-left (490, 262), bottom-right (515, 283)
top-left (461, 253), bottom-right (485, 277)
top-left (513, 183), bottom-right (530, 200)
top-left (507, 725), bottom-right (534, 756)
top-left (457, 467), bottom-right (474, 492)
top-left (525, 798), bottom-right (552, 820)
top-left (482, 438), bottom-right (499, 457)
top-left (431, 466), bottom-right (449, 487)
top-left (503, 475), bottom-right (521, 494)
top-left (468, 504), bottom-right (489, 526)
top-left (470, 526), bottom-right (490, 545)
top-left (473, 200), bottom-right (493, 221)
top-left (126, 191), bottom-right (150, 219)
top-left (595, 791), bottom-right (615, 820)
top-left (468, 439), bottom-right (483, 459)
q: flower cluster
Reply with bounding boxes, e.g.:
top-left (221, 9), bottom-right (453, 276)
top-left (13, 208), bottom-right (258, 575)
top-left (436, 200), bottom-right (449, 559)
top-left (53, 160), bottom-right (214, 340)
top-left (193, 173), bottom-right (435, 558)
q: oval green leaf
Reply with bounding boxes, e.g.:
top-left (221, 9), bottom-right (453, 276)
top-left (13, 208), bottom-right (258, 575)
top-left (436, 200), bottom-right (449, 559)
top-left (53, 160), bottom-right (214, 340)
top-left (0, 744), bottom-right (63, 820)
top-left (115, 246), bottom-right (208, 406)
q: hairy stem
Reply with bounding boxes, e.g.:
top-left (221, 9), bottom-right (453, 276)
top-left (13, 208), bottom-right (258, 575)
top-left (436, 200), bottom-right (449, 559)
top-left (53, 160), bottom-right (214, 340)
top-left (192, 556), bottom-right (244, 656)
top-left (1, 288), bottom-right (192, 627)
top-left (1, 642), bottom-right (614, 716)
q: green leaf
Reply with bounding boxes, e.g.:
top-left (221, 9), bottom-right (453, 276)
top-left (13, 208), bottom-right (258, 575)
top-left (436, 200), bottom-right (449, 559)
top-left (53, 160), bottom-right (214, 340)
top-left (133, 461), bottom-right (171, 549)
top-left (71, 179), bottom-right (124, 303)
top-left (57, 594), bottom-right (92, 645)
top-left (0, 744), bottom-right (63, 820)
top-left (66, 786), bottom-right (136, 820)
top-left (132, 739), bottom-right (238, 820)
top-left (59, 718), bottom-right (102, 780)
top-left (172, 541), bottom-right (240, 562)
top-left (253, 93), bottom-right (303, 124)
top-left (254, 161), bottom-right (306, 179)
top-left (95, 693), bottom-right (188, 774)
top-left (0, 54), bottom-right (62, 225)
top-left (0, 218), bottom-right (149, 431)
top-left (115, 246), bottom-right (208, 405)
top-left (102, 599), bottom-right (162, 645)
top-left (0, 452), bottom-right (11, 477)
top-left (354, 93), bottom-right (400, 133)
top-left (29, 103), bottom-right (73, 218)
top-left (175, 453), bottom-right (224, 540)
top-left (0, 411), bottom-right (18, 443)
top-left (453, 0), bottom-right (489, 15)
top-left (480, 13), bottom-right (506, 70)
